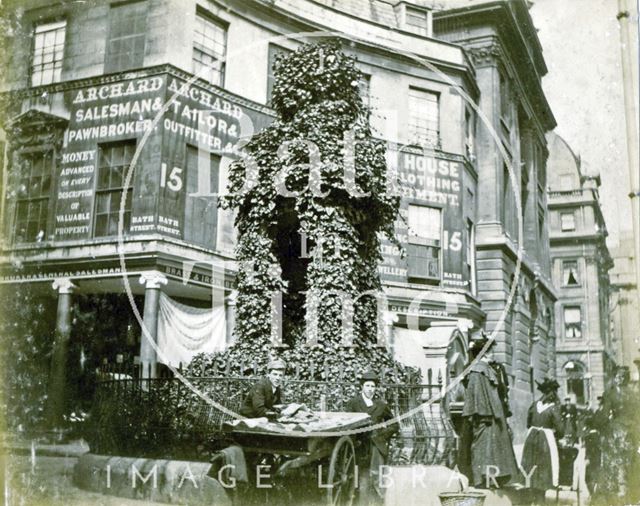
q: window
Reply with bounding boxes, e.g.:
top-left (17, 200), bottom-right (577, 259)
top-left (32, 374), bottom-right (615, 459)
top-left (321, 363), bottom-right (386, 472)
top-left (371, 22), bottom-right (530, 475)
top-left (405, 6), bottom-right (432, 37)
top-left (563, 306), bottom-right (582, 339)
top-left (31, 20), bottom-right (66, 86)
top-left (466, 219), bottom-right (476, 294)
top-left (564, 361), bottom-right (587, 405)
top-left (358, 73), bottom-right (371, 109)
top-left (94, 141), bottom-right (136, 237)
top-left (12, 151), bottom-right (53, 243)
top-left (499, 73), bottom-right (512, 128)
top-left (408, 88), bottom-right (439, 147)
top-left (560, 211), bottom-right (576, 231)
top-left (562, 260), bottom-right (580, 286)
top-left (193, 12), bottom-right (227, 87)
top-left (266, 43), bottom-right (292, 103)
top-left (465, 108), bottom-right (475, 159)
top-left (502, 163), bottom-right (510, 225)
top-left (184, 145), bottom-right (219, 248)
top-left (407, 205), bottom-right (441, 280)
top-left (105, 1), bottom-right (147, 73)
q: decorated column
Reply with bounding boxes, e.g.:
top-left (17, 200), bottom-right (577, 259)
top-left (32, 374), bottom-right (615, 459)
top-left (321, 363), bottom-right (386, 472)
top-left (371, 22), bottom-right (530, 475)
top-left (139, 271), bottom-right (168, 379)
top-left (49, 278), bottom-right (76, 427)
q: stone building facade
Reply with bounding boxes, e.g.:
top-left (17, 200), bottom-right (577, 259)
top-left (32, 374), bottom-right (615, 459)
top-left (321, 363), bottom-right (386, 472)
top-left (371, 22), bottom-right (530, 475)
top-left (1, 0), bottom-right (557, 439)
top-left (546, 132), bottom-right (615, 407)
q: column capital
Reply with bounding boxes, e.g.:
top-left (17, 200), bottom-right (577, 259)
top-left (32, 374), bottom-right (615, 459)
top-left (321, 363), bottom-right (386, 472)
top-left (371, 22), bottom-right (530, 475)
top-left (52, 278), bottom-right (76, 294)
top-left (139, 270), bottom-right (168, 289)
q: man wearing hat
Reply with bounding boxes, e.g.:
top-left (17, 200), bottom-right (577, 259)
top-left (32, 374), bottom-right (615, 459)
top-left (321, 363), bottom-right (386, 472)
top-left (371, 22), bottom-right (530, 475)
top-left (521, 377), bottom-right (564, 504)
top-left (239, 359), bottom-right (286, 418)
top-left (345, 370), bottom-right (397, 502)
top-left (458, 331), bottom-right (519, 489)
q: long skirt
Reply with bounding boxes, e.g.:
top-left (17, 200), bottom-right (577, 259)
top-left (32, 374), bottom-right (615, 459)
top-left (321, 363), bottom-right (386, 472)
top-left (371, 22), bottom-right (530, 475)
top-left (521, 426), bottom-right (559, 491)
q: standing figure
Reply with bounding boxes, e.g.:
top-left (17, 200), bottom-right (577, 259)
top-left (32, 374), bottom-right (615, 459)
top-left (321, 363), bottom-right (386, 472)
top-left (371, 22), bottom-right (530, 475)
top-left (521, 377), bottom-right (563, 504)
top-left (239, 359), bottom-right (286, 418)
top-left (345, 370), bottom-right (397, 503)
top-left (458, 333), bottom-right (519, 489)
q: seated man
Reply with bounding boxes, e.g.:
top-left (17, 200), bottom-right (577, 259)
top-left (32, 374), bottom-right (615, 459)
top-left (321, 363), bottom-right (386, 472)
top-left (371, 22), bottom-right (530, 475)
top-left (345, 370), bottom-right (397, 501)
top-left (239, 359), bottom-right (286, 418)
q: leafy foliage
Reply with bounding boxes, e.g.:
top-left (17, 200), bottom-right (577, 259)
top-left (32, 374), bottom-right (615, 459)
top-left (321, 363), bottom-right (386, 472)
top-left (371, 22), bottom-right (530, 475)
top-left (190, 40), bottom-right (412, 383)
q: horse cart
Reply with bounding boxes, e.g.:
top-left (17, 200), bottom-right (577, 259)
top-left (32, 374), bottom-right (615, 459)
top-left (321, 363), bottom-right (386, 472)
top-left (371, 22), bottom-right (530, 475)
top-left (222, 411), bottom-right (372, 506)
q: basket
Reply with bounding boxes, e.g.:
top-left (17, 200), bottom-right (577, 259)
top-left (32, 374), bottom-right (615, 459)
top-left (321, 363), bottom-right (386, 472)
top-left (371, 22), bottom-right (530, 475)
top-left (438, 491), bottom-right (486, 506)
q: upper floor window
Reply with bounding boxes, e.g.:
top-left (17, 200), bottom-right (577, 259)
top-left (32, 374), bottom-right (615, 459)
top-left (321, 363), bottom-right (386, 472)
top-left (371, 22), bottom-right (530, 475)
top-left (563, 306), bottom-right (582, 339)
top-left (560, 211), bottom-right (576, 231)
top-left (184, 145), bottom-right (219, 249)
top-left (404, 6), bottom-right (432, 37)
top-left (562, 260), bottom-right (580, 286)
top-left (465, 108), bottom-right (475, 160)
top-left (407, 204), bottom-right (441, 281)
top-left (105, 0), bottom-right (147, 73)
top-left (408, 88), bottom-right (439, 148)
top-left (499, 72), bottom-right (514, 132)
top-left (94, 140), bottom-right (136, 237)
top-left (12, 151), bottom-right (53, 243)
top-left (358, 73), bottom-right (371, 109)
top-left (266, 43), bottom-right (292, 103)
top-left (193, 12), bottom-right (227, 87)
top-left (31, 20), bottom-right (66, 86)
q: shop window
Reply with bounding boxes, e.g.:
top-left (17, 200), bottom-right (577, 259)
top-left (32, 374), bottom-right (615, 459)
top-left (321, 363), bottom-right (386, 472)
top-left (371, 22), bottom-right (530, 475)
top-left (12, 150), bottom-right (53, 243)
top-left (407, 204), bottom-right (440, 281)
top-left (564, 361), bottom-right (587, 405)
top-left (94, 140), bottom-right (136, 237)
top-left (563, 306), bottom-right (582, 339)
top-left (193, 11), bottom-right (227, 87)
top-left (31, 20), bottom-right (66, 86)
top-left (184, 145), bottom-right (219, 249)
top-left (105, 0), bottom-right (147, 73)
top-left (562, 260), bottom-right (580, 286)
top-left (560, 211), bottom-right (575, 231)
top-left (408, 88), bottom-right (439, 148)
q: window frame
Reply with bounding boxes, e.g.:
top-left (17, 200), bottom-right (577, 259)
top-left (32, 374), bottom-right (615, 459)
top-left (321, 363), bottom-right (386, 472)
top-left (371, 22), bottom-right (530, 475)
top-left (406, 203), bottom-right (442, 282)
top-left (560, 210), bottom-right (576, 231)
top-left (93, 140), bottom-right (137, 238)
top-left (104, 0), bottom-right (148, 74)
top-left (563, 305), bottom-right (583, 339)
top-left (562, 259), bottom-right (580, 287)
top-left (192, 9), bottom-right (228, 87)
top-left (30, 19), bottom-right (66, 86)
top-left (407, 87), bottom-right (440, 148)
top-left (266, 43), bottom-right (292, 103)
top-left (11, 149), bottom-right (55, 244)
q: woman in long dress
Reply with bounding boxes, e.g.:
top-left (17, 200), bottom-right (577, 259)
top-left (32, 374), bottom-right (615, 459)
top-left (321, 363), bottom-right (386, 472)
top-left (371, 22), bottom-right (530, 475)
top-left (521, 377), bottom-right (563, 504)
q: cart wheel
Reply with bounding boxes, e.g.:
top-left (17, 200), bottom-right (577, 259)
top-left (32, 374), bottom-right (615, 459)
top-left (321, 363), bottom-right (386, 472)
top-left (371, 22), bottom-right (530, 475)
top-left (327, 435), bottom-right (356, 506)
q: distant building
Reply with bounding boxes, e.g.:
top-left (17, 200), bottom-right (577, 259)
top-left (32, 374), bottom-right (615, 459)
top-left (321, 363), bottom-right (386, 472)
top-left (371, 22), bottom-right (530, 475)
top-left (610, 231), bottom-right (640, 381)
top-left (546, 132), bottom-right (617, 407)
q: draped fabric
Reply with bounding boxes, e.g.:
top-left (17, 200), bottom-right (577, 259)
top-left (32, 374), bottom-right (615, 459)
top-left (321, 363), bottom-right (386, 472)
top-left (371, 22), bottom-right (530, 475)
top-left (156, 292), bottom-right (226, 367)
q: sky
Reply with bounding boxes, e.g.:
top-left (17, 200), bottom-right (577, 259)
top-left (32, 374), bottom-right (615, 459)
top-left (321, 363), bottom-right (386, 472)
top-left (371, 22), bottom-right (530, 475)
top-left (529, 0), bottom-right (638, 248)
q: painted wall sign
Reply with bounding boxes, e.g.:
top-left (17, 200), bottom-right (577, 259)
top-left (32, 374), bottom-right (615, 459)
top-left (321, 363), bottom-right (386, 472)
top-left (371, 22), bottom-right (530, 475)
top-left (379, 147), bottom-right (468, 289)
top-left (53, 73), bottom-right (273, 246)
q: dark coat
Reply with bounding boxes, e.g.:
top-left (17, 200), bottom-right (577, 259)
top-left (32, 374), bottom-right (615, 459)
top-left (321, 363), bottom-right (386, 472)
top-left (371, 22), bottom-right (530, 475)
top-left (459, 360), bottom-right (519, 487)
top-left (239, 377), bottom-right (282, 418)
top-left (345, 393), bottom-right (397, 458)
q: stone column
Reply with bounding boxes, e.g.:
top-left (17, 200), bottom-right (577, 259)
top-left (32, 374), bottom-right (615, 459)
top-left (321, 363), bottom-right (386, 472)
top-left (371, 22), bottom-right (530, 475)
top-left (139, 271), bottom-right (168, 379)
top-left (225, 290), bottom-right (237, 345)
top-left (49, 278), bottom-right (76, 427)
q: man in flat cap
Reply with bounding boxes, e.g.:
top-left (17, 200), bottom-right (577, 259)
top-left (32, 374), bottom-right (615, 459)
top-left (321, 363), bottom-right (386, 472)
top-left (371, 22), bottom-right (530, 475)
top-left (239, 359), bottom-right (286, 418)
top-left (521, 377), bottom-right (564, 503)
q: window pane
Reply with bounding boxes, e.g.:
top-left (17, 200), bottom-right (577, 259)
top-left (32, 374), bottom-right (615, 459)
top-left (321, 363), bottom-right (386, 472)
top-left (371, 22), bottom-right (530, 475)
top-left (31, 21), bottom-right (66, 85)
top-left (408, 205), bottom-right (440, 241)
top-left (106, 1), bottom-right (147, 72)
top-left (192, 13), bottom-right (227, 86)
top-left (408, 88), bottom-right (439, 146)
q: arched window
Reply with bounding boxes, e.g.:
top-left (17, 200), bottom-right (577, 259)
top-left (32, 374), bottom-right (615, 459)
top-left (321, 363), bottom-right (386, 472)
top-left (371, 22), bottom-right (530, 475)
top-left (564, 361), bottom-right (588, 405)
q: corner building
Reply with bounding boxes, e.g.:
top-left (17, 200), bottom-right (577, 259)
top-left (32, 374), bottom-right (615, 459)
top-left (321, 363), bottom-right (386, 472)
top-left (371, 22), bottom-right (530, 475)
top-left (0, 0), bottom-right (556, 440)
